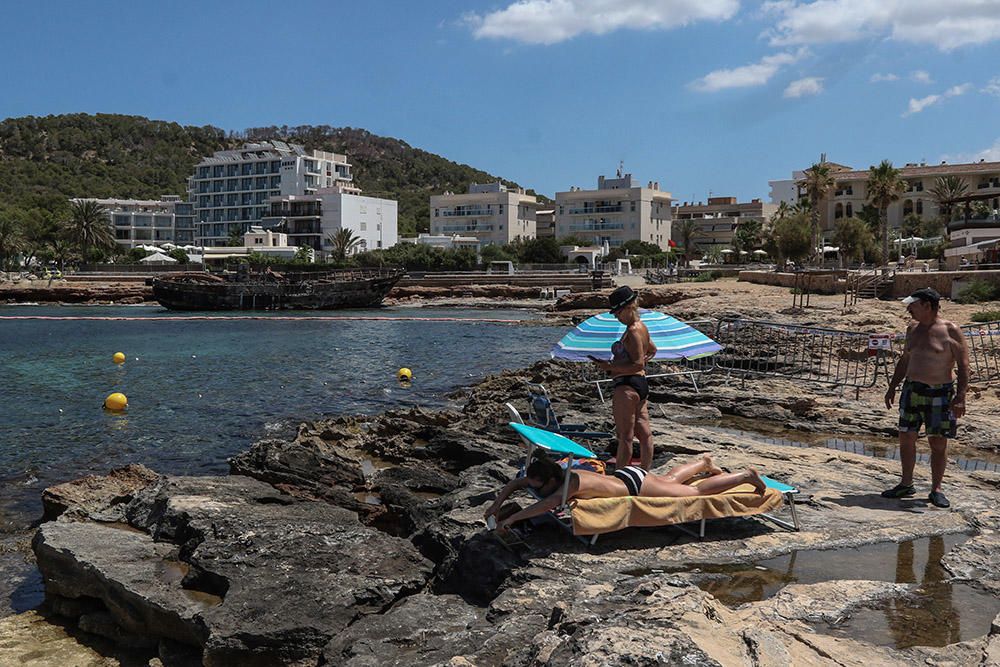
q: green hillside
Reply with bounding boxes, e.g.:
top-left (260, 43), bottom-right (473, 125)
top-left (0, 113), bottom-right (533, 236)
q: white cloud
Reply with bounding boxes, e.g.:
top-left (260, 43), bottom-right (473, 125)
top-left (765, 0), bottom-right (1000, 52)
top-left (784, 76), bottom-right (824, 97)
top-left (910, 70), bottom-right (932, 84)
top-left (467, 0), bottom-right (740, 45)
top-left (982, 77), bottom-right (1000, 96)
top-left (941, 138), bottom-right (1000, 164)
top-left (690, 48), bottom-right (809, 92)
top-left (902, 82), bottom-right (972, 116)
top-left (870, 72), bottom-right (899, 83)
top-left (904, 94), bottom-right (942, 116)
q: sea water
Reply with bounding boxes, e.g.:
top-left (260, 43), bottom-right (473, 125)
top-left (0, 305), bottom-right (564, 526)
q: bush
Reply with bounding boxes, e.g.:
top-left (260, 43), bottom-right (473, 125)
top-left (693, 272), bottom-right (715, 282)
top-left (971, 310), bottom-right (1000, 322)
top-left (955, 279), bottom-right (1000, 304)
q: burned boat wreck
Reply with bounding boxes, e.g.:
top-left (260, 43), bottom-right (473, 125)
top-left (151, 267), bottom-right (404, 310)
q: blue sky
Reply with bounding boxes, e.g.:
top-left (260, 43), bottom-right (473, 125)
top-left (2, 0), bottom-right (999, 202)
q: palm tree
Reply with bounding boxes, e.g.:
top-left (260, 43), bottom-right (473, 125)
top-left (866, 160), bottom-right (907, 265)
top-left (773, 200), bottom-right (792, 222)
top-left (0, 216), bottom-right (25, 273)
top-left (326, 228), bottom-right (363, 260)
top-left (678, 220), bottom-right (698, 267)
top-left (47, 234), bottom-right (75, 272)
top-left (928, 175), bottom-right (968, 226)
top-left (798, 162), bottom-right (836, 263)
top-left (63, 200), bottom-right (115, 261)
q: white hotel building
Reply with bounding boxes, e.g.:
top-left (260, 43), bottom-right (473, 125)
top-left (429, 182), bottom-right (538, 246)
top-left (189, 141), bottom-right (355, 246)
top-left (554, 174), bottom-right (672, 249)
top-left (263, 186), bottom-right (398, 257)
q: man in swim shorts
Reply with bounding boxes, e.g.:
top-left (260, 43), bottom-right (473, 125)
top-left (883, 288), bottom-right (970, 508)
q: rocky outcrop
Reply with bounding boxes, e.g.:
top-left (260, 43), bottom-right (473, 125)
top-left (0, 283), bottom-right (151, 304)
top-left (41, 463), bottom-right (160, 522)
top-left (26, 358), bottom-right (1000, 665)
top-left (34, 475), bottom-right (433, 665)
top-left (553, 285), bottom-right (719, 311)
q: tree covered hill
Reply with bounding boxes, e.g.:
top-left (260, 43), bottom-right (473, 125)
top-left (0, 113), bottom-right (531, 235)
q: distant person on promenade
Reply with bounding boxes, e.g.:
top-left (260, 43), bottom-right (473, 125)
top-left (590, 286), bottom-right (657, 470)
top-left (882, 288), bottom-right (970, 508)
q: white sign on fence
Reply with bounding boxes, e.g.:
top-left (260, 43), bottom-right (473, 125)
top-left (868, 333), bottom-right (893, 356)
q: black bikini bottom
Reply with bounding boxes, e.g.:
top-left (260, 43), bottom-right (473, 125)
top-left (612, 374), bottom-right (649, 401)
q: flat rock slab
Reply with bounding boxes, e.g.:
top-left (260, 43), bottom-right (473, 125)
top-left (34, 475), bottom-right (434, 666)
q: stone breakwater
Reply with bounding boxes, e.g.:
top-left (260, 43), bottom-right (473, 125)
top-left (13, 360), bottom-right (1000, 665)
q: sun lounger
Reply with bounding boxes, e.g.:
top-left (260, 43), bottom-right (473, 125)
top-left (506, 422), bottom-right (800, 544)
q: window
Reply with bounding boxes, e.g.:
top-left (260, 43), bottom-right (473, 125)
top-left (630, 201), bottom-right (636, 212)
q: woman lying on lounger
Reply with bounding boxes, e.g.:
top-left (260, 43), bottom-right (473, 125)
top-left (484, 453), bottom-right (766, 535)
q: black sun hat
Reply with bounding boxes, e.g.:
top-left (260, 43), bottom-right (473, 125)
top-left (902, 287), bottom-right (941, 306)
top-left (608, 285), bottom-right (638, 313)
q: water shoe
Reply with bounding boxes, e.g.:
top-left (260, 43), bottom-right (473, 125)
top-left (928, 491), bottom-right (951, 508)
top-left (880, 483), bottom-right (916, 499)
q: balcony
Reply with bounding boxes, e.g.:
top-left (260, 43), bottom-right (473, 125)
top-left (439, 224), bottom-right (494, 232)
top-left (567, 205), bottom-right (622, 214)
top-left (568, 222), bottom-right (625, 232)
top-left (442, 209), bottom-right (492, 217)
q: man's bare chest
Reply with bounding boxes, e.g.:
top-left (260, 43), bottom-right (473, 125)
top-left (909, 328), bottom-right (951, 356)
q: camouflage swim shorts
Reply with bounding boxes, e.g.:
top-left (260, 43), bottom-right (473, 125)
top-left (898, 380), bottom-right (957, 438)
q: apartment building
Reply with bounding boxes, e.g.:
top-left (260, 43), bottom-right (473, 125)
top-left (189, 141), bottom-right (356, 246)
top-left (671, 197), bottom-right (777, 251)
top-left (263, 186), bottom-right (398, 256)
top-left (73, 195), bottom-right (196, 249)
top-left (429, 182), bottom-right (538, 246)
top-left (554, 174), bottom-right (672, 250)
top-left (772, 159), bottom-right (1000, 236)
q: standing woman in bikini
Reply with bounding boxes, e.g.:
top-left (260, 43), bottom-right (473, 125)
top-left (592, 286), bottom-right (657, 470)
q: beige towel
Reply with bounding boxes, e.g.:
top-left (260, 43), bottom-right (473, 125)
top-left (570, 483), bottom-right (785, 536)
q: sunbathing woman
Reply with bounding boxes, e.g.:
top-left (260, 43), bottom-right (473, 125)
top-left (484, 453), bottom-right (767, 535)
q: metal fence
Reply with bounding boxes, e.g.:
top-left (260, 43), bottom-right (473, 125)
top-left (962, 320), bottom-right (1000, 384)
top-left (709, 317), bottom-right (894, 393)
top-left (594, 317), bottom-right (999, 403)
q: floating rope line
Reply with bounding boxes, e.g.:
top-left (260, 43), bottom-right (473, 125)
top-left (0, 315), bottom-right (528, 323)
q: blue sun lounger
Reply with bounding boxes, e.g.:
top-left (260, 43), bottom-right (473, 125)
top-left (504, 420), bottom-right (800, 543)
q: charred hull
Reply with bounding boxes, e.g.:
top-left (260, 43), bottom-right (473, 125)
top-left (152, 269), bottom-right (403, 311)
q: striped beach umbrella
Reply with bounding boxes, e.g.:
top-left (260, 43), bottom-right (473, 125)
top-left (551, 309), bottom-right (722, 362)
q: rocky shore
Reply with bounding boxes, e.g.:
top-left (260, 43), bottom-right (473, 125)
top-left (8, 351), bottom-right (1000, 666)
top-left (5, 280), bottom-right (1000, 665)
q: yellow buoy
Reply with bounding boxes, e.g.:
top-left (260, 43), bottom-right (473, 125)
top-left (397, 367), bottom-right (412, 382)
top-left (113, 352), bottom-right (126, 365)
top-left (104, 392), bottom-right (128, 411)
